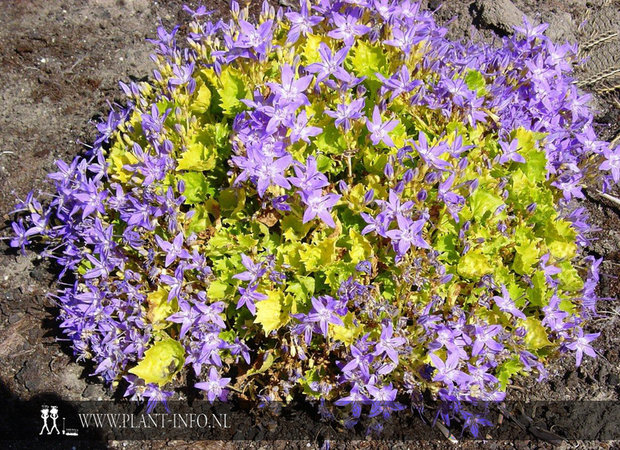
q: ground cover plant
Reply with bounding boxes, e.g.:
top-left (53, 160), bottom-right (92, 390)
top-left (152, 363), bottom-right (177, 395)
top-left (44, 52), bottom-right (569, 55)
top-left (8, 0), bottom-right (620, 437)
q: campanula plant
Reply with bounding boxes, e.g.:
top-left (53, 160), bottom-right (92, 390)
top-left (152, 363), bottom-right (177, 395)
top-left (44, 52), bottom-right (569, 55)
top-left (10, 0), bottom-right (618, 437)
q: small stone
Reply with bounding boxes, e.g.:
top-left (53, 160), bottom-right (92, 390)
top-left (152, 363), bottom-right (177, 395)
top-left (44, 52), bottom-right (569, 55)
top-left (82, 384), bottom-right (104, 399)
top-left (545, 12), bottom-right (576, 43)
top-left (473, 0), bottom-right (528, 35)
top-left (8, 313), bottom-right (22, 324)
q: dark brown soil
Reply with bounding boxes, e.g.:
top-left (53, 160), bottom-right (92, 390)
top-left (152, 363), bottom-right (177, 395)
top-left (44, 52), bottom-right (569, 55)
top-left (0, 1), bottom-right (618, 448)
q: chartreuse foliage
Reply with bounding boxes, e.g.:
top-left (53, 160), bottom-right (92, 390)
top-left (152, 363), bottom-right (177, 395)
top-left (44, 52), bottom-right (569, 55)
top-left (10, 0), bottom-right (613, 438)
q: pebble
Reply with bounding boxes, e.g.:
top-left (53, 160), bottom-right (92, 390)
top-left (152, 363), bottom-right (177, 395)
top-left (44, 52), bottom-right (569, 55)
top-left (473, 0), bottom-right (528, 35)
top-left (545, 12), bottom-right (577, 43)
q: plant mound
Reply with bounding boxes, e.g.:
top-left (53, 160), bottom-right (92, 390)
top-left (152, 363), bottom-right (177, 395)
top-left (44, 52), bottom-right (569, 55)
top-left (10, 0), bottom-right (618, 436)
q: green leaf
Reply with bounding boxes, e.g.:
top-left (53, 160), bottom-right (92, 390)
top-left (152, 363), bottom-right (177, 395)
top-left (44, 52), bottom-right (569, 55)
top-left (246, 351), bottom-right (276, 376)
top-left (187, 204), bottom-right (210, 234)
top-left (329, 312), bottom-right (361, 345)
top-left (218, 67), bottom-right (248, 117)
top-left (146, 287), bottom-right (176, 329)
top-left (464, 70), bottom-right (486, 93)
top-left (557, 261), bottom-right (584, 292)
top-left (376, 272), bottom-right (396, 300)
top-left (512, 240), bottom-right (540, 275)
top-left (298, 238), bottom-right (337, 272)
top-left (300, 368), bottom-right (322, 398)
top-left (469, 189), bottom-right (504, 221)
top-left (527, 271), bottom-right (548, 307)
top-left (255, 290), bottom-right (290, 333)
top-left (128, 339), bottom-right (185, 386)
top-left (545, 220), bottom-right (577, 260)
top-left (457, 250), bottom-right (493, 280)
top-left (314, 123), bottom-right (347, 153)
top-left (349, 40), bottom-right (388, 81)
top-left (523, 317), bottom-right (552, 350)
top-left (179, 172), bottom-right (211, 204)
top-left (189, 81), bottom-right (212, 114)
top-left (205, 230), bottom-right (235, 256)
top-left (497, 358), bottom-right (523, 389)
top-left (362, 151), bottom-right (389, 176)
top-left (347, 228), bottom-right (372, 264)
top-left (286, 276), bottom-right (315, 302)
top-left (522, 149), bottom-right (547, 183)
top-left (281, 214), bottom-right (313, 242)
top-left (301, 34), bottom-right (325, 64)
top-left (207, 280), bottom-right (230, 299)
top-left (177, 141), bottom-right (216, 171)
top-left (237, 234), bottom-right (258, 250)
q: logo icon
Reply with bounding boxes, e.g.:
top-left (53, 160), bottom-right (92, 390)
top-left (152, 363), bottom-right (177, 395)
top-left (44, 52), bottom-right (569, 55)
top-left (40, 405), bottom-right (78, 436)
top-left (39, 405), bottom-right (59, 435)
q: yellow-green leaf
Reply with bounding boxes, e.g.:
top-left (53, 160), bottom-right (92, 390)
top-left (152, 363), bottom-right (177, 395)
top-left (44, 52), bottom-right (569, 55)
top-left (523, 317), bottom-right (552, 350)
top-left (128, 339), bottom-right (185, 386)
top-left (255, 290), bottom-right (290, 333)
top-left (497, 357), bottom-right (523, 389)
top-left (207, 280), bottom-right (229, 299)
top-left (349, 40), bottom-right (388, 81)
top-left (189, 81), bottom-right (212, 114)
top-left (457, 250), bottom-right (493, 280)
top-left (347, 228), bottom-right (372, 264)
top-left (176, 141), bottom-right (216, 172)
top-left (218, 67), bottom-right (248, 117)
top-left (469, 189), bottom-right (504, 221)
top-left (178, 172), bottom-right (211, 204)
top-left (330, 312), bottom-right (361, 345)
top-left (146, 287), bottom-right (176, 329)
top-left (512, 241), bottom-right (539, 275)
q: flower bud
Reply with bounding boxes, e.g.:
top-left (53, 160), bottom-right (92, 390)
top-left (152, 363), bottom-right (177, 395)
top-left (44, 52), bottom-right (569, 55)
top-left (403, 169), bottom-right (414, 184)
top-left (384, 162), bottom-right (394, 179)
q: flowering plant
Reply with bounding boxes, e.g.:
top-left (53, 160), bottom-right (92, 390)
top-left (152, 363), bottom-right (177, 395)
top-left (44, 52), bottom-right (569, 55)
top-left (10, 0), bottom-right (617, 436)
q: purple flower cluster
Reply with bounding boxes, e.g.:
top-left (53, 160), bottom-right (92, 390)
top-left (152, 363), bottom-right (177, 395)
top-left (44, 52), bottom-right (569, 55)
top-left (7, 0), bottom-right (615, 438)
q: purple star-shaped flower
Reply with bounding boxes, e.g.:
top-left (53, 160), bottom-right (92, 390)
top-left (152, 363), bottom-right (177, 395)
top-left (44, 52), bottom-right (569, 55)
top-left (367, 383), bottom-right (405, 419)
top-left (305, 43), bottom-right (351, 86)
top-left (566, 328), bottom-right (599, 367)
top-left (386, 215), bottom-right (430, 255)
top-left (471, 324), bottom-right (504, 356)
top-left (492, 285), bottom-right (526, 320)
top-left (155, 232), bottom-right (191, 267)
top-left (255, 153), bottom-right (293, 197)
top-left (287, 110), bottom-right (322, 144)
top-left (301, 192), bottom-right (341, 228)
top-left (599, 146), bottom-right (620, 183)
top-left (373, 322), bottom-right (406, 364)
top-left (341, 343), bottom-right (373, 378)
top-left (498, 139), bottom-right (526, 164)
top-left (327, 11), bottom-right (370, 46)
top-left (375, 189), bottom-right (414, 220)
top-left (325, 97), bottom-right (365, 131)
top-left (412, 132), bottom-right (451, 171)
top-left (266, 64), bottom-right (313, 107)
top-left (233, 253), bottom-right (267, 283)
top-left (195, 367), bottom-right (231, 402)
top-left (377, 65), bottom-right (421, 101)
top-left (307, 296), bottom-right (344, 337)
top-left (334, 384), bottom-right (370, 419)
top-left (236, 283), bottom-right (268, 316)
top-left (285, 0), bottom-right (322, 44)
top-left (366, 106), bottom-right (399, 147)
top-left (429, 352), bottom-right (472, 388)
top-left (289, 156), bottom-right (329, 192)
